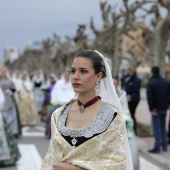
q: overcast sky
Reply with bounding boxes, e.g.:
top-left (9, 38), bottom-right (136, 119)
top-left (0, 0), bottom-right (167, 61)
top-left (0, 0), bottom-right (121, 60)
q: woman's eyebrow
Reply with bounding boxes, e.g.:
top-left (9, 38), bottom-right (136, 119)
top-left (79, 68), bottom-right (88, 70)
top-left (71, 67), bottom-right (88, 70)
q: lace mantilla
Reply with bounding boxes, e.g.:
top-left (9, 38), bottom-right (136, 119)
top-left (58, 102), bottom-right (118, 138)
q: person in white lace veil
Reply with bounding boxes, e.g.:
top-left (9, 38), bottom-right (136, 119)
top-left (94, 50), bottom-right (134, 170)
top-left (41, 50), bottom-right (133, 170)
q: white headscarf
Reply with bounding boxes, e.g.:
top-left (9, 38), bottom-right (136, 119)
top-left (94, 50), bottom-right (121, 112)
top-left (94, 50), bottom-right (134, 170)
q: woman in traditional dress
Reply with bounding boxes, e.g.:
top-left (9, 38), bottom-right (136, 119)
top-left (0, 67), bottom-right (20, 137)
top-left (0, 86), bottom-right (21, 167)
top-left (41, 50), bottom-right (133, 170)
top-left (32, 69), bottom-right (45, 114)
top-left (17, 71), bottom-right (38, 126)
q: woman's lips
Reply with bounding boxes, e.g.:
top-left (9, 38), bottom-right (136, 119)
top-left (73, 83), bottom-right (81, 87)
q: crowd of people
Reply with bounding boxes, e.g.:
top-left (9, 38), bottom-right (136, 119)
top-left (0, 67), bottom-right (75, 166)
top-left (119, 66), bottom-right (170, 153)
top-left (0, 50), bottom-right (170, 169)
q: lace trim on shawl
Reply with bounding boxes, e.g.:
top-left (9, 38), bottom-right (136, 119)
top-left (58, 102), bottom-right (118, 138)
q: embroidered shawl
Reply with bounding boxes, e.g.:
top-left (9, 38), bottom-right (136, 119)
top-left (41, 104), bottom-right (127, 170)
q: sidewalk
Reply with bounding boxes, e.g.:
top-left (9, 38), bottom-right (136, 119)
top-left (137, 137), bottom-right (170, 169)
top-left (136, 89), bottom-right (170, 169)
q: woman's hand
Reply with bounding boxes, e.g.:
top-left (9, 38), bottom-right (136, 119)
top-left (53, 162), bottom-right (84, 170)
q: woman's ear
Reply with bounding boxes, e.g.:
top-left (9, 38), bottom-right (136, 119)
top-left (97, 72), bottom-right (103, 82)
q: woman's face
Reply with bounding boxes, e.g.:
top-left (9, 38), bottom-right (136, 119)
top-left (71, 57), bottom-right (102, 95)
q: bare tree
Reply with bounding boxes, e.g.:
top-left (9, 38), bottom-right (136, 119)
top-left (89, 0), bottom-right (170, 76)
top-left (6, 0), bottom-right (170, 77)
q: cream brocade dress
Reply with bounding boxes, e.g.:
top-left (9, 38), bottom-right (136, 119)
top-left (41, 102), bottom-right (127, 170)
top-left (17, 84), bottom-right (38, 126)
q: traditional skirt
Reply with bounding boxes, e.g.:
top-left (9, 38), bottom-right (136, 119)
top-left (0, 113), bottom-right (20, 166)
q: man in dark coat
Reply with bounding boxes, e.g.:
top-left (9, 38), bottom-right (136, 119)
top-left (147, 66), bottom-right (170, 153)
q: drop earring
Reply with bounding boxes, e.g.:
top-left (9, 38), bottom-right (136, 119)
top-left (94, 82), bottom-right (100, 96)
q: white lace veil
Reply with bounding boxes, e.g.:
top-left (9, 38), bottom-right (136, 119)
top-left (94, 50), bottom-right (134, 170)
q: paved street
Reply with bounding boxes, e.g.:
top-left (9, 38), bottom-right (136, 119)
top-left (1, 124), bottom-right (49, 170)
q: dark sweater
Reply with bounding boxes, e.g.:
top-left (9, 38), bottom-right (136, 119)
top-left (146, 74), bottom-right (170, 111)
